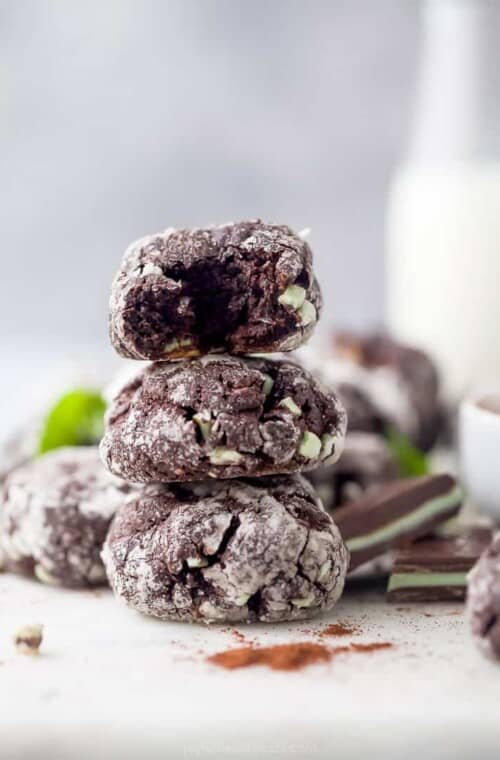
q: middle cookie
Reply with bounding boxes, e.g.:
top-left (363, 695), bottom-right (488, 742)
top-left (100, 355), bottom-right (347, 483)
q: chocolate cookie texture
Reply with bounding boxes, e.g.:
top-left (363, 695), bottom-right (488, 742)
top-left (109, 221), bottom-right (321, 360)
top-left (467, 532), bottom-right (500, 660)
top-left (102, 475), bottom-right (349, 623)
top-left (0, 447), bottom-right (130, 587)
top-left (100, 355), bottom-right (346, 483)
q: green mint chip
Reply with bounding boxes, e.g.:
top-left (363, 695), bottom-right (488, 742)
top-left (38, 389), bottom-right (106, 455)
top-left (386, 427), bottom-right (429, 478)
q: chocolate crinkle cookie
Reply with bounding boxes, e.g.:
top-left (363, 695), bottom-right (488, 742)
top-left (334, 382), bottom-right (382, 435)
top-left (467, 532), bottom-right (500, 660)
top-left (102, 475), bottom-right (349, 624)
top-left (100, 355), bottom-right (346, 483)
top-left (109, 220), bottom-right (321, 360)
top-left (307, 431), bottom-right (399, 512)
top-left (298, 332), bottom-right (441, 451)
top-left (0, 447), bottom-right (131, 587)
top-left (334, 332), bottom-right (441, 451)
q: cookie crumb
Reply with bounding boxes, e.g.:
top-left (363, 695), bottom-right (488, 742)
top-left (14, 624), bottom-right (43, 656)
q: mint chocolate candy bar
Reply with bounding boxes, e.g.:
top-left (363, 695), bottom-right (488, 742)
top-left (387, 526), bottom-right (492, 602)
top-left (335, 475), bottom-right (462, 571)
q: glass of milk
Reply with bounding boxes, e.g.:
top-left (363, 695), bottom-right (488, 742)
top-left (386, 0), bottom-right (500, 402)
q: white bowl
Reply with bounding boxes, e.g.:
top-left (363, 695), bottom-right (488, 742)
top-left (459, 396), bottom-right (500, 522)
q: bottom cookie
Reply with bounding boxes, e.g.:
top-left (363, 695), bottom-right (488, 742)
top-left (103, 475), bottom-right (349, 624)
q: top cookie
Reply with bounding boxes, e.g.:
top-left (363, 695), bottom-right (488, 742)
top-left (109, 221), bottom-right (321, 360)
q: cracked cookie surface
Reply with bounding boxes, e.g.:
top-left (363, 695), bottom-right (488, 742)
top-left (109, 220), bottom-right (321, 360)
top-left (100, 355), bottom-right (346, 483)
top-left (102, 475), bottom-right (349, 624)
top-left (0, 447), bottom-right (131, 587)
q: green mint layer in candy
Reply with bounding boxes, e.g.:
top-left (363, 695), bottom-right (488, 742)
top-left (387, 571), bottom-right (467, 593)
top-left (38, 389), bottom-right (106, 454)
top-left (346, 485), bottom-right (463, 554)
top-left (386, 428), bottom-right (429, 478)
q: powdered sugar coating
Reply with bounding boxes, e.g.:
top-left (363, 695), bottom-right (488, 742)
top-left (102, 475), bottom-right (349, 624)
top-left (467, 532), bottom-right (500, 660)
top-left (109, 220), bottom-right (322, 360)
top-left (100, 355), bottom-right (346, 483)
top-left (0, 447), bottom-right (131, 587)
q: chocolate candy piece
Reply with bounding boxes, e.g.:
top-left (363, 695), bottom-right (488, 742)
top-left (335, 475), bottom-right (462, 570)
top-left (467, 532), bottom-right (500, 660)
top-left (100, 355), bottom-right (346, 483)
top-left (102, 475), bottom-right (349, 624)
top-left (109, 221), bottom-right (321, 360)
top-left (0, 447), bottom-right (131, 587)
top-left (307, 432), bottom-right (398, 512)
top-left (387, 526), bottom-right (492, 602)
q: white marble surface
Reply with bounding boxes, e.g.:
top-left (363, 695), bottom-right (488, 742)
top-left (1, 349), bottom-right (498, 758)
top-left (1, 574), bottom-right (499, 760)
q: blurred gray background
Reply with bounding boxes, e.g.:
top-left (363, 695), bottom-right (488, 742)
top-left (2, 0), bottom-right (420, 354)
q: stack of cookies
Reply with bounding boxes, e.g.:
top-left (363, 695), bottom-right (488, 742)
top-left (100, 220), bottom-right (350, 624)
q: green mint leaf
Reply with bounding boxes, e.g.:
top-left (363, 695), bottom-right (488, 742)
top-left (38, 389), bottom-right (106, 455)
top-left (385, 427), bottom-right (429, 478)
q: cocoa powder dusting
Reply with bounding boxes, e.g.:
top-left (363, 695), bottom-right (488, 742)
top-left (318, 622), bottom-right (359, 638)
top-left (230, 629), bottom-right (249, 644)
top-left (208, 642), bottom-right (332, 671)
top-left (207, 640), bottom-right (393, 671)
top-left (348, 642), bottom-right (393, 654)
